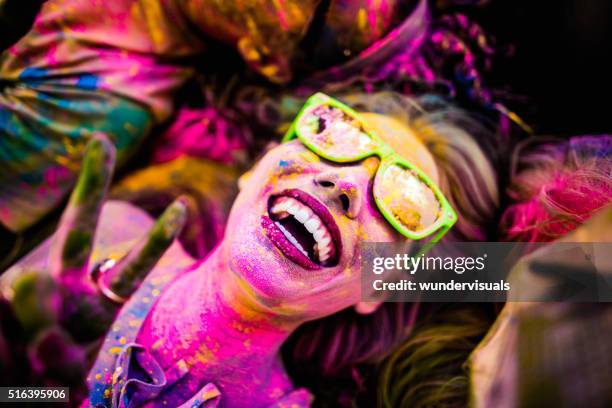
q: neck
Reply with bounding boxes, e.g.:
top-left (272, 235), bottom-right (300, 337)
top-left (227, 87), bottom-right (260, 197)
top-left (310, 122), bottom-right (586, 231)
top-left (138, 244), bottom-right (300, 400)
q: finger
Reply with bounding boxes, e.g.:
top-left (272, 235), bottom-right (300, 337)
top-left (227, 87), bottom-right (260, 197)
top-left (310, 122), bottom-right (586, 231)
top-left (10, 272), bottom-right (61, 338)
top-left (100, 196), bottom-right (188, 300)
top-left (49, 134), bottom-right (116, 277)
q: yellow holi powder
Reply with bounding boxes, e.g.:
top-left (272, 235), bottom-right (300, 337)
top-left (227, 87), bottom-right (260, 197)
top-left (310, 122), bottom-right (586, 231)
top-left (231, 321), bottom-right (252, 334)
top-left (151, 339), bottom-right (164, 350)
top-left (242, 43), bottom-right (261, 62)
top-left (261, 65), bottom-right (280, 78)
top-left (119, 337), bottom-right (127, 345)
top-left (56, 153), bottom-right (75, 169)
top-left (355, 224), bottom-right (369, 240)
top-left (191, 348), bottom-right (214, 365)
top-left (108, 346), bottom-right (122, 355)
top-left (363, 158), bottom-right (380, 176)
top-left (130, 3), bottom-right (141, 24)
top-left (342, 186), bottom-right (357, 195)
top-left (202, 388), bottom-right (220, 400)
top-left (176, 359), bottom-right (189, 375)
top-left (357, 8), bottom-right (368, 33)
top-left (140, 0), bottom-right (166, 48)
top-left (244, 16), bottom-right (262, 46)
top-left (299, 151), bottom-right (320, 163)
top-left (236, 274), bottom-right (259, 301)
top-left (393, 206), bottom-right (421, 231)
top-left (152, 288), bottom-right (160, 296)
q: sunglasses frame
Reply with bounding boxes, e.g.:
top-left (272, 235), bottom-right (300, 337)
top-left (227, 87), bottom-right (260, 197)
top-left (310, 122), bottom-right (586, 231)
top-left (282, 93), bottom-right (457, 243)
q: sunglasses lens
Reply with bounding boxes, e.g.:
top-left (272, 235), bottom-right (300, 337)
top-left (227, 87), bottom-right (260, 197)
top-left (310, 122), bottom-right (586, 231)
top-left (375, 164), bottom-right (442, 233)
top-left (297, 104), bottom-right (376, 158)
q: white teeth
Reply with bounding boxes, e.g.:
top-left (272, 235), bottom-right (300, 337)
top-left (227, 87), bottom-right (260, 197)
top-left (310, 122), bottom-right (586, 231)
top-left (295, 208), bottom-right (310, 223)
top-left (271, 196), bottom-right (336, 264)
top-left (271, 202), bottom-right (291, 220)
top-left (286, 202), bottom-right (298, 213)
top-left (271, 200), bottom-right (289, 214)
top-left (304, 218), bottom-right (320, 233)
top-left (314, 243), bottom-right (330, 263)
top-left (313, 228), bottom-right (325, 241)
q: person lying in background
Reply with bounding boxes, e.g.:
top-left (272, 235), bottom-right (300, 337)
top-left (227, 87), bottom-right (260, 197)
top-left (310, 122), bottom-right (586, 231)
top-left (469, 135), bottom-right (612, 408)
top-left (378, 135), bottom-right (612, 407)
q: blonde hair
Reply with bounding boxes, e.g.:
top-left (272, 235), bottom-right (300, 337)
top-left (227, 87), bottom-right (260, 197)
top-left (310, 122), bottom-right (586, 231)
top-left (340, 91), bottom-right (500, 241)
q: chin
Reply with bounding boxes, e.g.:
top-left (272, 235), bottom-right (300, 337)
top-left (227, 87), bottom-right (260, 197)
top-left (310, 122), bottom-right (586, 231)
top-left (224, 215), bottom-right (355, 317)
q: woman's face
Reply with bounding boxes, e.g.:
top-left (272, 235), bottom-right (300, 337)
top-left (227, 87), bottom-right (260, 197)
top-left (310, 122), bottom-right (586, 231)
top-left (224, 114), bottom-right (437, 320)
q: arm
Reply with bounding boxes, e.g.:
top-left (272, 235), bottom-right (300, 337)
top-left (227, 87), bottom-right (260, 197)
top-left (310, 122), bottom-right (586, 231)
top-left (2, 135), bottom-right (187, 342)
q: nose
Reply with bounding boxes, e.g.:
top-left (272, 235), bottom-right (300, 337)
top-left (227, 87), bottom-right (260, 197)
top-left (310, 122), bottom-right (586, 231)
top-left (314, 170), bottom-right (363, 218)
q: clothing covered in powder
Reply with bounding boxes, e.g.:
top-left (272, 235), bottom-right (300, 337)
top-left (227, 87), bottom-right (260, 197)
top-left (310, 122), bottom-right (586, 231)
top-left (86, 252), bottom-right (312, 408)
top-left (0, 0), bottom-right (432, 233)
top-left (0, 0), bottom-right (203, 231)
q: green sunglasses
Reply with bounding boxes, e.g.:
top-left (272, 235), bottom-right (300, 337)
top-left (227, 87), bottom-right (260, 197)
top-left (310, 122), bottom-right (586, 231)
top-left (282, 93), bottom-right (457, 243)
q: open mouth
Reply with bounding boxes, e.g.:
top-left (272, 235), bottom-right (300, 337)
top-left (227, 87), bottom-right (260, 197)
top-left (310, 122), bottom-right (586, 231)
top-left (261, 189), bottom-right (342, 270)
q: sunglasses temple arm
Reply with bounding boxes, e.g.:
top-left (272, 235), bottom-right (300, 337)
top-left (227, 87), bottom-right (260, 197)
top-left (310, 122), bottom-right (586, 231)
top-left (282, 121), bottom-right (298, 142)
